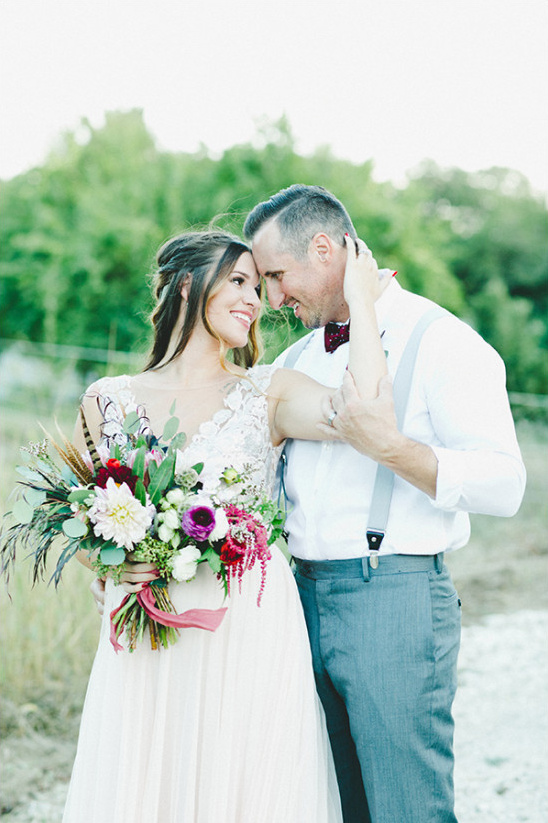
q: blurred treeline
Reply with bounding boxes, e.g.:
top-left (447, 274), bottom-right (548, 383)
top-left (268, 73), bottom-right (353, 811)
top-left (1, 109), bottom-right (547, 392)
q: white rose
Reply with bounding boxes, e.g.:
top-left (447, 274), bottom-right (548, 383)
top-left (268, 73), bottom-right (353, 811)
top-left (162, 507), bottom-right (181, 530)
top-left (209, 508), bottom-right (229, 542)
top-left (158, 522), bottom-right (174, 543)
top-left (171, 545), bottom-right (202, 582)
top-left (166, 488), bottom-right (186, 508)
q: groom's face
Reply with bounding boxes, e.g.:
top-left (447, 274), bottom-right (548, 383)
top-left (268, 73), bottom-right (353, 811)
top-left (251, 221), bottom-right (346, 329)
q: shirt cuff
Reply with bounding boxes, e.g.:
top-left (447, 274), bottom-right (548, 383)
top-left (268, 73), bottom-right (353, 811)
top-left (430, 445), bottom-right (466, 510)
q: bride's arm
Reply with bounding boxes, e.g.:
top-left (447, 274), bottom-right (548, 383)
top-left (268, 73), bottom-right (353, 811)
top-left (268, 237), bottom-right (387, 444)
top-left (343, 235), bottom-right (388, 402)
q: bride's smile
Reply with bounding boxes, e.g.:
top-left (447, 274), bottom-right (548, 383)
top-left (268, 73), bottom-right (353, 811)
top-left (205, 251), bottom-right (261, 349)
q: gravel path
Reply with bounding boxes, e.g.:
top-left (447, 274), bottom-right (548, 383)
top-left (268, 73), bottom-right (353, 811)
top-left (2, 610), bottom-right (547, 822)
top-left (453, 610), bottom-right (548, 823)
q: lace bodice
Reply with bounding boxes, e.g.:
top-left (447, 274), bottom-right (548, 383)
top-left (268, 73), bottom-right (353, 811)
top-left (88, 364), bottom-right (283, 497)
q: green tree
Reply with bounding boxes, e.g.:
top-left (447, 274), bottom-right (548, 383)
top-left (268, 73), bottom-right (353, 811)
top-left (1, 112), bottom-right (546, 393)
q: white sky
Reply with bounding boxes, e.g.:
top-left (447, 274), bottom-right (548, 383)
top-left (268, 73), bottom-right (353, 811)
top-left (0, 0), bottom-right (546, 194)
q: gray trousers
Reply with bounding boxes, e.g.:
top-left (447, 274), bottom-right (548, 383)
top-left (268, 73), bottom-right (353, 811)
top-left (295, 553), bottom-right (461, 823)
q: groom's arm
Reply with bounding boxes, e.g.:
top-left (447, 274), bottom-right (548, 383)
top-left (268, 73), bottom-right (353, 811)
top-left (323, 326), bottom-right (525, 517)
top-left (321, 372), bottom-right (439, 498)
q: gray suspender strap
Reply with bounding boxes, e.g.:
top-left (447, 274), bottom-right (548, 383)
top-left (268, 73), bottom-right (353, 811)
top-left (366, 306), bottom-right (448, 565)
top-left (276, 332), bottom-right (315, 512)
top-left (282, 332), bottom-right (314, 370)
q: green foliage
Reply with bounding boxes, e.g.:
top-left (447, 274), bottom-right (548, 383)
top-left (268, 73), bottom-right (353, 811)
top-left (1, 110), bottom-right (546, 392)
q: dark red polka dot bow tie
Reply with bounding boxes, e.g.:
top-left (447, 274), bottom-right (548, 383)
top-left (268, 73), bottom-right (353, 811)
top-left (324, 322), bottom-right (350, 353)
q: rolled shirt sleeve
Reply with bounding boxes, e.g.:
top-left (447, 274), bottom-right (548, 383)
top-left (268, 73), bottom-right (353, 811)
top-left (424, 317), bottom-right (526, 517)
top-left (432, 445), bottom-right (526, 516)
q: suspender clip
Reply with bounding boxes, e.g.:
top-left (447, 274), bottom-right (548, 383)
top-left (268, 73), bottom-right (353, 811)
top-left (367, 530), bottom-right (384, 569)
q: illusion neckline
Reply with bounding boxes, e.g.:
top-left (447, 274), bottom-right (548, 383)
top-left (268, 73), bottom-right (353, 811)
top-left (130, 371), bottom-right (246, 392)
top-left (103, 370), bottom-right (262, 454)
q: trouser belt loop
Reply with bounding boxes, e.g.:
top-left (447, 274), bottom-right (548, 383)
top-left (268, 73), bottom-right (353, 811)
top-left (434, 552), bottom-right (444, 573)
top-left (361, 556), bottom-right (371, 583)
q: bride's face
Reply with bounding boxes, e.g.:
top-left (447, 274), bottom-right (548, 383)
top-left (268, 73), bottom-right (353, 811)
top-left (206, 252), bottom-right (261, 348)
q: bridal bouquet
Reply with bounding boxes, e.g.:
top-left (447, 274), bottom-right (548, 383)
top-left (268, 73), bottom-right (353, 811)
top-left (0, 405), bottom-right (285, 652)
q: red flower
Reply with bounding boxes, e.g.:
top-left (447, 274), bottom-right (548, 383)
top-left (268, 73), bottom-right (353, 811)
top-left (219, 541), bottom-right (244, 566)
top-left (95, 458), bottom-right (138, 493)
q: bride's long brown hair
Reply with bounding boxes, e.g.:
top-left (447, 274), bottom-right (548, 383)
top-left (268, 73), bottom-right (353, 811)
top-left (145, 231), bottom-right (262, 372)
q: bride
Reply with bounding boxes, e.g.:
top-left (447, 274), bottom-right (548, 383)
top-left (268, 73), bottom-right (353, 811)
top-left (63, 229), bottom-right (387, 822)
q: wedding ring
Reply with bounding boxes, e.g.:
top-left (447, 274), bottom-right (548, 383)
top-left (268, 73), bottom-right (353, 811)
top-left (327, 410), bottom-right (337, 427)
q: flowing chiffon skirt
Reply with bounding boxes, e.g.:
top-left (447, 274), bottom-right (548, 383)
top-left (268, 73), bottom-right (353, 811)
top-left (63, 547), bottom-right (342, 822)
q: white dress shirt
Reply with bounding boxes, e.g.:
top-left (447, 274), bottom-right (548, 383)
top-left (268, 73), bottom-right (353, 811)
top-left (277, 279), bottom-right (526, 560)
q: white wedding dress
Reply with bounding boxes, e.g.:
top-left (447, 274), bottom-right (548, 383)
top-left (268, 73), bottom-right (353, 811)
top-left (63, 365), bottom-right (342, 823)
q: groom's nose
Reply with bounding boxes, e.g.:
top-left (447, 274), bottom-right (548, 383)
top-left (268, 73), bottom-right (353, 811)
top-left (264, 278), bottom-right (285, 310)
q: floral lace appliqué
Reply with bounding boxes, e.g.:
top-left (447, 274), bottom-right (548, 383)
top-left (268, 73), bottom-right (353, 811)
top-left (88, 365), bottom-right (283, 496)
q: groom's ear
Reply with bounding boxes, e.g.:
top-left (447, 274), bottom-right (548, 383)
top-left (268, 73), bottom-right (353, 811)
top-left (310, 232), bottom-right (333, 263)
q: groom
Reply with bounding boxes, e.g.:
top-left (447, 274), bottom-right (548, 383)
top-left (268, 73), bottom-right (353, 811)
top-left (243, 185), bottom-right (525, 823)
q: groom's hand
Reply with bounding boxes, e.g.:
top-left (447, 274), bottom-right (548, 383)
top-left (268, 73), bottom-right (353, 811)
top-left (319, 371), bottom-right (439, 497)
top-left (319, 372), bottom-right (402, 463)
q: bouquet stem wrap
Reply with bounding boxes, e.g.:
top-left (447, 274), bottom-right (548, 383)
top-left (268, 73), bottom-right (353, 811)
top-left (110, 582), bottom-right (227, 652)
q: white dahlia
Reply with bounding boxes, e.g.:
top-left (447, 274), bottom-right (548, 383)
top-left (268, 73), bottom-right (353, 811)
top-left (88, 478), bottom-right (153, 550)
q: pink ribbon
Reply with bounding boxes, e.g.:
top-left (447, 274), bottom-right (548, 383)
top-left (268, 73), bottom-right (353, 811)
top-left (137, 586), bottom-right (227, 631)
top-left (109, 611), bottom-right (126, 653)
top-left (109, 587), bottom-right (227, 652)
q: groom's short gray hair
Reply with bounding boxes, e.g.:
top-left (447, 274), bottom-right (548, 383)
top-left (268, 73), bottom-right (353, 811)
top-left (243, 184), bottom-right (357, 260)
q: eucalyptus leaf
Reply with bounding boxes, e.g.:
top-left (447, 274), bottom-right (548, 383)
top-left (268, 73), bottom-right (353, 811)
top-left (15, 466), bottom-right (44, 483)
top-left (123, 411), bottom-right (141, 435)
top-left (162, 416), bottom-right (180, 443)
top-left (24, 488), bottom-right (47, 507)
top-left (62, 518), bottom-right (88, 538)
top-left (99, 546), bottom-right (126, 566)
top-left (169, 432), bottom-right (186, 452)
top-left (68, 488), bottom-right (94, 504)
top-left (34, 458), bottom-right (53, 474)
top-left (61, 465), bottom-right (78, 484)
top-left (169, 399), bottom-right (177, 416)
top-left (12, 498), bottom-right (34, 525)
